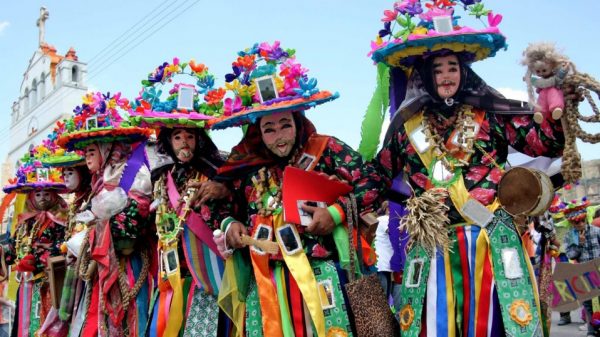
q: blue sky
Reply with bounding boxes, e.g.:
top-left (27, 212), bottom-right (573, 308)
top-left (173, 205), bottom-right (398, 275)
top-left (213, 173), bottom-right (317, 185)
top-left (0, 0), bottom-right (599, 161)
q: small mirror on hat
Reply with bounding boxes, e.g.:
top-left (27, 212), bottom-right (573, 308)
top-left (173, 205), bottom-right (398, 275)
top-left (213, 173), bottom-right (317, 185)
top-left (85, 116), bottom-right (98, 130)
top-left (255, 75), bottom-right (278, 103)
top-left (36, 168), bottom-right (49, 182)
top-left (177, 84), bottom-right (195, 111)
top-left (433, 16), bottom-right (453, 34)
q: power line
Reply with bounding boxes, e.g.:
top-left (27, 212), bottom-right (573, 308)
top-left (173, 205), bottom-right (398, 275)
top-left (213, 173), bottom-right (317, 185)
top-left (87, 0), bottom-right (181, 65)
top-left (88, 0), bottom-right (200, 79)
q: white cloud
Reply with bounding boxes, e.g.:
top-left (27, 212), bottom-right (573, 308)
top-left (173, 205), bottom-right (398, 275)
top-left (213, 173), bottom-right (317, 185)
top-left (0, 21), bottom-right (9, 35)
top-left (497, 87), bottom-right (529, 102)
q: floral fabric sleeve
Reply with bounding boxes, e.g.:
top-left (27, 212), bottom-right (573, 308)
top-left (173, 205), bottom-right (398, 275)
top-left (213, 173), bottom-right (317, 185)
top-left (498, 114), bottom-right (564, 157)
top-left (316, 137), bottom-right (385, 216)
top-left (110, 193), bottom-right (150, 248)
top-left (195, 193), bottom-right (235, 231)
top-left (374, 126), bottom-right (407, 187)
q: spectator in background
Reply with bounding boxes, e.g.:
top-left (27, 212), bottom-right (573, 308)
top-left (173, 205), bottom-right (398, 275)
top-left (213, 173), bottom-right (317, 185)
top-left (591, 208), bottom-right (600, 228)
top-left (564, 198), bottom-right (600, 337)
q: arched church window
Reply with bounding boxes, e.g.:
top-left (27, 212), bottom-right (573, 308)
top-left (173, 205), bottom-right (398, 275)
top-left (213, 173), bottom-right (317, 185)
top-left (31, 79), bottom-right (38, 107)
top-left (39, 73), bottom-right (46, 100)
top-left (72, 66), bottom-right (79, 83)
top-left (23, 88), bottom-right (29, 113)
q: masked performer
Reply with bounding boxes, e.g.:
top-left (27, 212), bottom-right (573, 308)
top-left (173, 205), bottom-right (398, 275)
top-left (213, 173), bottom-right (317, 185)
top-left (209, 41), bottom-right (383, 337)
top-left (2, 156), bottom-right (68, 337)
top-left (130, 58), bottom-right (233, 337)
top-left (369, 2), bottom-right (564, 336)
top-left (57, 92), bottom-right (154, 337)
top-left (33, 126), bottom-right (93, 337)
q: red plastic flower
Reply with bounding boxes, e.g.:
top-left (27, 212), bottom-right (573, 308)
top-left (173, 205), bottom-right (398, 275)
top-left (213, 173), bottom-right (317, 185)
top-left (204, 88), bottom-right (225, 105)
top-left (233, 55), bottom-right (256, 70)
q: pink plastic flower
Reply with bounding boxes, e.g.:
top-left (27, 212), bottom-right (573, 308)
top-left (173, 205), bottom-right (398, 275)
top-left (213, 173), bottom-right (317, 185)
top-left (381, 9), bottom-right (398, 22)
top-left (419, 6), bottom-right (453, 21)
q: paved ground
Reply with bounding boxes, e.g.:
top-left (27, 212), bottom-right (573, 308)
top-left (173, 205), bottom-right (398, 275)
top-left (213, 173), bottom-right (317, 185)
top-left (551, 309), bottom-right (593, 337)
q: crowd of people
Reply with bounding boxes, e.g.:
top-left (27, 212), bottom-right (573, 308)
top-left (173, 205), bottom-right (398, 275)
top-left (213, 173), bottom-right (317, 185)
top-left (0, 0), bottom-right (595, 336)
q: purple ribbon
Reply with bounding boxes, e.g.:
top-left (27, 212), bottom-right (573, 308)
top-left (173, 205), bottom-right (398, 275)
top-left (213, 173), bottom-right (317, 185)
top-left (388, 175), bottom-right (411, 272)
top-left (119, 141), bottom-right (149, 194)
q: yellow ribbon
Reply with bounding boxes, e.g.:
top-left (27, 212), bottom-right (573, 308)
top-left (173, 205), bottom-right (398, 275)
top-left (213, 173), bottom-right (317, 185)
top-left (162, 242), bottom-right (183, 337)
top-left (218, 258), bottom-right (246, 337)
top-left (273, 213), bottom-right (326, 337)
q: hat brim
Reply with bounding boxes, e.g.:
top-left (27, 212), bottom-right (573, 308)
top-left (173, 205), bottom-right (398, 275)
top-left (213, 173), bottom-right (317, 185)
top-left (371, 27), bottom-right (506, 68)
top-left (57, 127), bottom-right (153, 150)
top-left (40, 154), bottom-right (85, 168)
top-left (209, 91), bottom-right (339, 130)
top-left (3, 182), bottom-right (66, 194)
top-left (129, 111), bottom-right (214, 129)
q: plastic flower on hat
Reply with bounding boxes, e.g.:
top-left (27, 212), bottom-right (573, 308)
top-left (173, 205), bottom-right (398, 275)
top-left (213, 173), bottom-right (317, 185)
top-left (369, 0), bottom-right (506, 65)
top-left (132, 58), bottom-right (225, 117)
top-left (395, 0), bottom-right (423, 16)
top-left (222, 41), bottom-right (318, 109)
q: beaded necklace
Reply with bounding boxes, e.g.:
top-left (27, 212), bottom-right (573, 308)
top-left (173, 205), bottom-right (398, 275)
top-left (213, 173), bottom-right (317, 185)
top-left (422, 104), bottom-right (477, 187)
top-left (253, 145), bottom-right (304, 216)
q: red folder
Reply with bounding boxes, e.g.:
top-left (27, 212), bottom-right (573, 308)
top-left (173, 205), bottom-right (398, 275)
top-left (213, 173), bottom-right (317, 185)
top-left (282, 166), bottom-right (352, 225)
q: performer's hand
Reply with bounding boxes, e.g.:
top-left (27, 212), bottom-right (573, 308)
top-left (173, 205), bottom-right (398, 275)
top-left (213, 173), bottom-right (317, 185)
top-left (303, 204), bottom-right (335, 236)
top-left (226, 221), bottom-right (248, 249)
top-left (190, 181), bottom-right (231, 207)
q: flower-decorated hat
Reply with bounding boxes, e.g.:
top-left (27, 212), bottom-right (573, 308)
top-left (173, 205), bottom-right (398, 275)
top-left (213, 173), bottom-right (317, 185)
top-left (3, 153), bottom-right (66, 194)
top-left (370, 0), bottom-right (507, 69)
top-left (34, 121), bottom-right (85, 167)
top-left (209, 41), bottom-right (339, 130)
top-left (57, 92), bottom-right (152, 150)
top-left (129, 57), bottom-right (225, 129)
top-left (562, 197), bottom-right (590, 223)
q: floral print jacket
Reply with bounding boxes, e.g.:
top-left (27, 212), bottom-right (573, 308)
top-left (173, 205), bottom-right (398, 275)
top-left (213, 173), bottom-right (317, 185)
top-left (5, 217), bottom-right (66, 275)
top-left (231, 136), bottom-right (384, 259)
top-left (375, 106), bottom-right (565, 224)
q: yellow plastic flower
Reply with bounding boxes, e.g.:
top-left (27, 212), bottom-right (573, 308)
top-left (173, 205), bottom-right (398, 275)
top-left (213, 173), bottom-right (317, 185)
top-left (49, 169), bottom-right (62, 183)
top-left (274, 76), bottom-right (284, 92)
top-left (412, 26), bottom-right (428, 35)
top-left (375, 35), bottom-right (384, 46)
top-left (164, 63), bottom-right (180, 76)
top-left (82, 92), bottom-right (93, 105)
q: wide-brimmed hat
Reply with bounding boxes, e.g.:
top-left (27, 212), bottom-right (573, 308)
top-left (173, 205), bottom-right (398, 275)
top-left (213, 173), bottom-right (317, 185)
top-left (57, 92), bottom-right (152, 150)
top-left (562, 197), bottom-right (590, 223)
top-left (3, 153), bottom-right (66, 194)
top-left (129, 58), bottom-right (226, 129)
top-left (34, 121), bottom-right (85, 167)
top-left (369, 0), bottom-right (507, 69)
top-left (208, 41), bottom-right (339, 130)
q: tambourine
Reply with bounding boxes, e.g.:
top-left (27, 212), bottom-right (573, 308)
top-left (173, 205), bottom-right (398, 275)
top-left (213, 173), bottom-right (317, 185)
top-left (498, 167), bottom-right (553, 217)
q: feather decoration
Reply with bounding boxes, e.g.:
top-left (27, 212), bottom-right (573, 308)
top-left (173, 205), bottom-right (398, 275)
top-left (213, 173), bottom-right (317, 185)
top-left (357, 63), bottom-right (390, 161)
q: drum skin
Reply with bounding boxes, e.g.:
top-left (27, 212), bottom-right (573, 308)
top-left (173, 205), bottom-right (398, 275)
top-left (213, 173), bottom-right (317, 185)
top-left (498, 167), bottom-right (542, 216)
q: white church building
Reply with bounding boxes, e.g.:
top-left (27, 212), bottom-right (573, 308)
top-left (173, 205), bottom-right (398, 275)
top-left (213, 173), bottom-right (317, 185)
top-left (1, 7), bottom-right (88, 187)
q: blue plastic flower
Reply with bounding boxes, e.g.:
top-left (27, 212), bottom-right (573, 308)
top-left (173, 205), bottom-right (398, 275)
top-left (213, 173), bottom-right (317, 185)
top-left (293, 77), bottom-right (319, 98)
